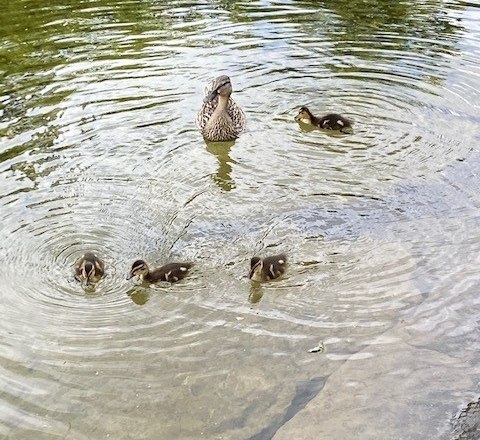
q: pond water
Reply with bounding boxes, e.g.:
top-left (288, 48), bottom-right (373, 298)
top-left (1, 0), bottom-right (480, 439)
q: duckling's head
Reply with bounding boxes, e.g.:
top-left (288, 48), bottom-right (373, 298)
top-left (249, 257), bottom-right (263, 281)
top-left (127, 260), bottom-right (149, 280)
top-left (204, 75), bottom-right (232, 102)
top-left (83, 251), bottom-right (96, 261)
top-left (82, 261), bottom-right (96, 286)
top-left (295, 106), bottom-right (314, 124)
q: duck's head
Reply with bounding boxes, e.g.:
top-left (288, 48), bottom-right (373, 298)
top-left (127, 260), bottom-right (149, 280)
top-left (295, 106), bottom-right (314, 124)
top-left (204, 75), bottom-right (232, 102)
top-left (249, 257), bottom-right (263, 281)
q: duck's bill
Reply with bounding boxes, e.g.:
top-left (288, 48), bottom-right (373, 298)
top-left (248, 261), bottom-right (263, 280)
top-left (126, 273), bottom-right (134, 280)
top-left (204, 90), bottom-right (217, 103)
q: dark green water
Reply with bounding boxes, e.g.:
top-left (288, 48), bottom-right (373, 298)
top-left (1, 1), bottom-right (479, 439)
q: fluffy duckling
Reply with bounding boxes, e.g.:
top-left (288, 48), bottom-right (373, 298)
top-left (74, 252), bottom-right (105, 285)
top-left (249, 254), bottom-right (287, 282)
top-left (196, 75), bottom-right (246, 142)
top-left (127, 260), bottom-right (193, 283)
top-left (295, 106), bottom-right (352, 132)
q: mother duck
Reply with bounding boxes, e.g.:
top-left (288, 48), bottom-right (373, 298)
top-left (196, 75), bottom-right (246, 142)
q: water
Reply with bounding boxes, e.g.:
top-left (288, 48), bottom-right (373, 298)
top-left (1, 1), bottom-right (479, 439)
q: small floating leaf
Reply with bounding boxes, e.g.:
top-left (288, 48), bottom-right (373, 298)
top-left (308, 341), bottom-right (325, 353)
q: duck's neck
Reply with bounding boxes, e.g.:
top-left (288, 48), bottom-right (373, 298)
top-left (215, 94), bottom-right (229, 113)
top-left (306, 110), bottom-right (320, 125)
top-left (141, 272), bottom-right (153, 282)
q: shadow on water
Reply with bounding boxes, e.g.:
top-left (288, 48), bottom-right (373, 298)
top-left (247, 377), bottom-right (326, 440)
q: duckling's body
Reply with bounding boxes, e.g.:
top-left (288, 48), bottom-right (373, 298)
top-left (249, 254), bottom-right (287, 282)
top-left (127, 260), bottom-right (193, 283)
top-left (74, 252), bottom-right (105, 285)
top-left (196, 75), bottom-right (246, 142)
top-left (295, 106), bottom-right (352, 132)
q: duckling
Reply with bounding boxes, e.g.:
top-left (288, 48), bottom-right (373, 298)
top-left (249, 254), bottom-right (287, 282)
top-left (196, 75), bottom-right (246, 142)
top-left (74, 252), bottom-right (105, 286)
top-left (295, 106), bottom-right (352, 132)
top-left (127, 260), bottom-right (193, 283)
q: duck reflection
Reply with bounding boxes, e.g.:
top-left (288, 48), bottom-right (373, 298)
top-left (205, 140), bottom-right (236, 192)
top-left (127, 286), bottom-right (150, 305)
top-left (248, 283), bottom-right (264, 304)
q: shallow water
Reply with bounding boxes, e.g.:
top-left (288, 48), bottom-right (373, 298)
top-left (1, 0), bottom-right (479, 439)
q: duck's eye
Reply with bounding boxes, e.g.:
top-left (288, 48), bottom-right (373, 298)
top-left (218, 81), bottom-right (230, 90)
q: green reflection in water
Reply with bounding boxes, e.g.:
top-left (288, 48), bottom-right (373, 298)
top-left (248, 283), bottom-right (264, 304)
top-left (127, 286), bottom-right (150, 305)
top-left (205, 140), bottom-right (236, 192)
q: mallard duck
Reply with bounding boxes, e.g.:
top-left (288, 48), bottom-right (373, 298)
top-left (295, 106), bottom-right (352, 132)
top-left (127, 260), bottom-right (193, 283)
top-left (74, 252), bottom-right (105, 285)
top-left (249, 254), bottom-right (287, 282)
top-left (196, 75), bottom-right (246, 142)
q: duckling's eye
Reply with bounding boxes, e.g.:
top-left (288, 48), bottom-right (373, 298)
top-left (132, 264), bottom-right (145, 273)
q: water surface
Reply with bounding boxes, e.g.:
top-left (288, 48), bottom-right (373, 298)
top-left (1, 1), bottom-right (480, 439)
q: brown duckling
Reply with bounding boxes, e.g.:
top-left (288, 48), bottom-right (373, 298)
top-left (127, 260), bottom-right (193, 283)
top-left (295, 106), bottom-right (352, 132)
top-left (74, 252), bottom-right (105, 286)
top-left (249, 254), bottom-right (287, 282)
